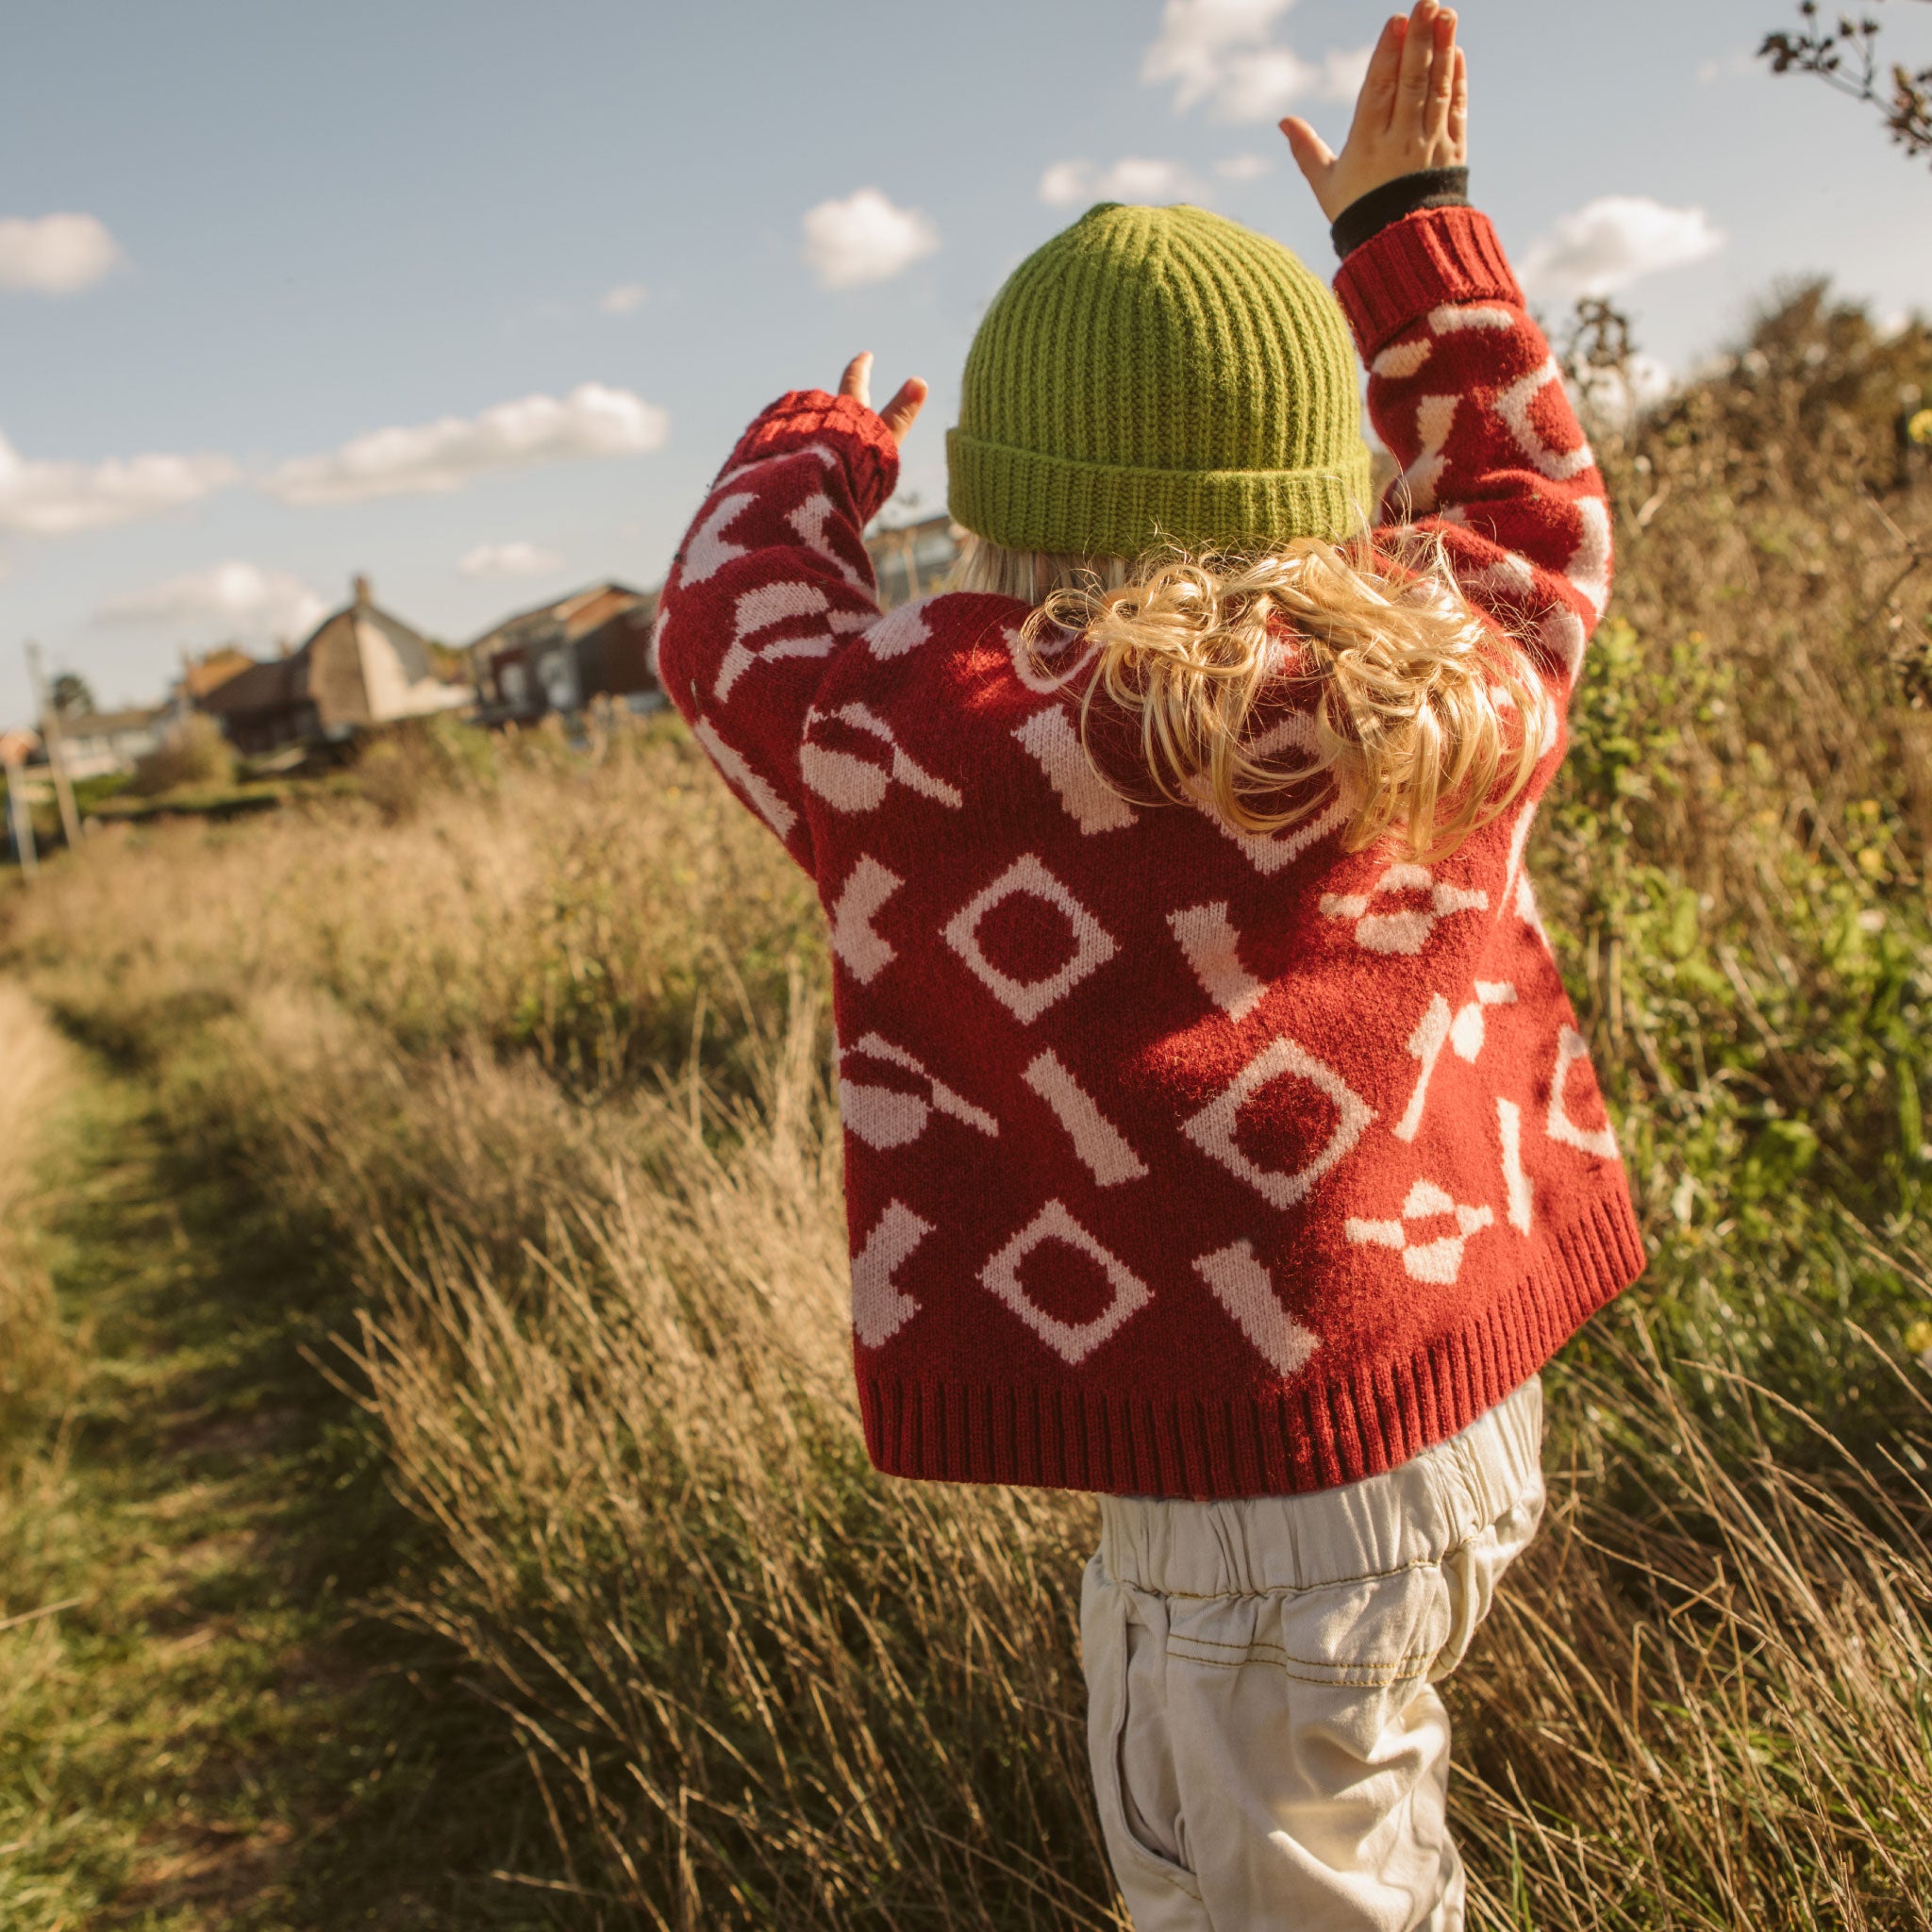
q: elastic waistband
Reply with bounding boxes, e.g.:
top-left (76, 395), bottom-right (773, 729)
top-left (1096, 1375), bottom-right (1543, 1596)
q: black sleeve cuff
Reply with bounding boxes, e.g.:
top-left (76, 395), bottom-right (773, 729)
top-left (1330, 167), bottom-right (1471, 258)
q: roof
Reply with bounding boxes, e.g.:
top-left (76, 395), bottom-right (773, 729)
top-left (197, 655), bottom-right (306, 718)
top-left (182, 646), bottom-right (258, 700)
top-left (468, 580), bottom-right (646, 655)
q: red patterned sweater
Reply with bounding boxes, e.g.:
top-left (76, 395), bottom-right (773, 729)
top-left (657, 207), bottom-right (1643, 1499)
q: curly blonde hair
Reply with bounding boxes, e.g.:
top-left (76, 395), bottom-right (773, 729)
top-left (951, 532), bottom-right (1551, 862)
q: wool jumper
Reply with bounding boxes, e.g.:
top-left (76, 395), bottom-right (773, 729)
top-left (656, 207), bottom-right (1644, 1499)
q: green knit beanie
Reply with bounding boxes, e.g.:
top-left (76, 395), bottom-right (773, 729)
top-left (947, 202), bottom-right (1371, 559)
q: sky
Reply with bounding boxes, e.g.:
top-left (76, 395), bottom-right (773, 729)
top-left (3, 0), bottom-right (1929, 730)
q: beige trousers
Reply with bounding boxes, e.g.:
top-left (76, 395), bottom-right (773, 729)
top-left (1080, 1378), bottom-right (1543, 1932)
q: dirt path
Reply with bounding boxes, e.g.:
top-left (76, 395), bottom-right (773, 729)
top-left (0, 1022), bottom-right (553, 1930)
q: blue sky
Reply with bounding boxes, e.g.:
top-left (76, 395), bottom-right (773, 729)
top-left (3, 0), bottom-right (1929, 729)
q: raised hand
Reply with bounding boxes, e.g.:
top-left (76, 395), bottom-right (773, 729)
top-left (1280, 3), bottom-right (1467, 225)
top-left (838, 352), bottom-right (927, 450)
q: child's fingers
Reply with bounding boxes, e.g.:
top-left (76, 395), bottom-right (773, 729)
top-left (878, 377), bottom-right (927, 444)
top-left (1424, 10), bottom-right (1458, 145)
top-left (1279, 116), bottom-right (1337, 186)
top-left (839, 352), bottom-right (874, 407)
top-left (1396, 0), bottom-right (1441, 131)
top-left (1346, 14), bottom-right (1407, 142)
top-left (1447, 46), bottom-right (1468, 156)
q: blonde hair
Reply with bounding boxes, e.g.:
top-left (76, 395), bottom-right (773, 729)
top-left (951, 533), bottom-right (1550, 861)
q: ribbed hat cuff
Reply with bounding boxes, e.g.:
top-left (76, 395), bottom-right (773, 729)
top-left (947, 430), bottom-right (1374, 558)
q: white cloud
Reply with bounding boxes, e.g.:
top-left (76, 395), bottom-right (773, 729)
top-left (0, 212), bottom-right (124, 295)
top-left (1040, 158), bottom-right (1200, 208)
top-left (94, 562), bottom-right (327, 642)
top-left (266, 383), bottom-right (669, 507)
top-left (1212, 43), bottom-right (1370, 120)
top-left (1519, 196), bottom-right (1725, 301)
top-left (0, 426), bottom-right (237, 536)
top-left (458, 540), bottom-right (566, 578)
top-left (1214, 153), bottom-right (1272, 182)
top-left (1141, 0), bottom-right (1367, 120)
top-left (600, 281), bottom-right (648, 315)
top-left (801, 188), bottom-right (939, 291)
top-left (1143, 0), bottom-right (1293, 109)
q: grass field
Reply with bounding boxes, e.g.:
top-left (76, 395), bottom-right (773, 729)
top-left (4, 288), bottom-right (1932, 1927)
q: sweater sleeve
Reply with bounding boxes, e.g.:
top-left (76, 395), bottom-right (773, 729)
top-left (654, 390), bottom-right (900, 874)
top-left (1333, 206), bottom-right (1610, 693)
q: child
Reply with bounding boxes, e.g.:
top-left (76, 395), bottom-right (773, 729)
top-left (657, 6), bottom-right (1641, 1924)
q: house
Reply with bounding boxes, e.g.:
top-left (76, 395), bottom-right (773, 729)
top-left (198, 575), bottom-right (471, 755)
top-left (175, 645), bottom-right (258, 709)
top-left (51, 706), bottom-right (168, 779)
top-left (471, 580), bottom-right (658, 719)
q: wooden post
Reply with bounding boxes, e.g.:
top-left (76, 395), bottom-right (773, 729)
top-left (24, 641), bottom-right (83, 850)
top-left (3, 744), bottom-right (37, 877)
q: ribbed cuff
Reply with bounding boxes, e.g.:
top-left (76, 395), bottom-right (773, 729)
top-left (718, 390), bottom-right (900, 525)
top-left (1333, 207), bottom-right (1523, 360)
top-left (1331, 167), bottom-right (1470, 258)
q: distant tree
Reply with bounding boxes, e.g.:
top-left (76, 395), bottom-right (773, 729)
top-left (49, 671), bottom-right (94, 717)
top-left (1760, 1), bottom-right (1932, 166)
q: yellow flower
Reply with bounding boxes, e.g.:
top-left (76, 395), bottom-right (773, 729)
top-left (1906, 1319), bottom-right (1932, 1357)
top-left (1910, 408), bottom-right (1932, 447)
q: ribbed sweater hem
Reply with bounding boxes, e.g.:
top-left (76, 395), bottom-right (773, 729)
top-left (1333, 206), bottom-right (1524, 359)
top-left (857, 1188), bottom-right (1644, 1500)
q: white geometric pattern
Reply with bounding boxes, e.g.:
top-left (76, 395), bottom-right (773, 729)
top-left (1013, 706), bottom-right (1137, 834)
top-left (1022, 1048), bottom-right (1146, 1187)
top-left (979, 1200), bottom-right (1151, 1364)
top-left (1185, 712), bottom-right (1349, 875)
top-left (1497, 1097), bottom-right (1533, 1234)
top-left (1197, 791), bottom-right (1349, 875)
top-left (1394, 980), bottom-right (1518, 1142)
top-left (1494, 355), bottom-right (1597, 482)
top-left (1169, 901), bottom-right (1266, 1021)
top-left (942, 855), bottom-right (1117, 1024)
top-left (841, 1031), bottom-right (998, 1151)
top-left (851, 1200), bottom-right (932, 1349)
top-left (1321, 861), bottom-right (1488, 955)
top-left (1370, 305), bottom-right (1512, 384)
top-left (678, 490), bottom-right (752, 586)
top-left (1429, 303), bottom-right (1515, 335)
top-left (1192, 1240), bottom-right (1320, 1377)
top-left (1372, 339), bottom-right (1434, 380)
top-left (1181, 1037), bottom-right (1374, 1211)
top-left (1003, 621), bottom-right (1096, 696)
top-left (1398, 393), bottom-right (1458, 514)
top-left (1547, 1026), bottom-right (1621, 1160)
top-left (716, 580), bottom-right (835, 700)
top-left (801, 700), bottom-right (963, 814)
top-left (691, 715), bottom-right (796, 841)
top-left (1540, 607), bottom-right (1589, 682)
top-left (865, 596), bottom-right (936, 661)
top-left (1346, 1177), bottom-right (1495, 1286)
top-left (828, 855), bottom-right (902, 985)
top-left (711, 441), bottom-right (837, 496)
top-left (1568, 496), bottom-right (1612, 620)
top-left (786, 492), bottom-right (871, 594)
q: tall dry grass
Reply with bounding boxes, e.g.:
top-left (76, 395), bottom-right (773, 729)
top-left (0, 982), bottom-right (74, 1460)
top-left (2, 290), bottom-right (1930, 1924)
